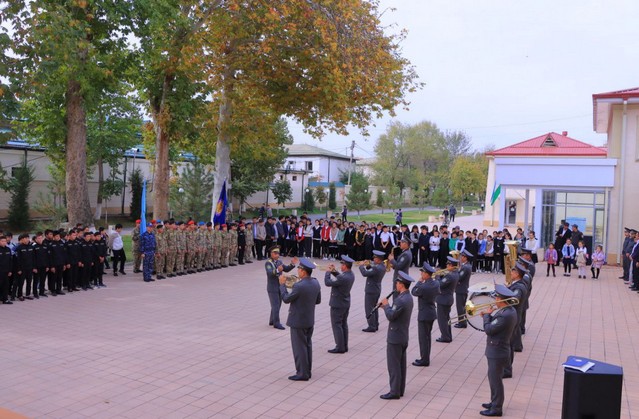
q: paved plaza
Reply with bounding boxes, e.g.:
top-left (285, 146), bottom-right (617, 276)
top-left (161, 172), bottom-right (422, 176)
top-left (1, 218), bottom-right (637, 418)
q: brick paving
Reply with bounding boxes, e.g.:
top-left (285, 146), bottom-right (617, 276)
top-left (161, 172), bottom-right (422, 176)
top-left (0, 228), bottom-right (637, 417)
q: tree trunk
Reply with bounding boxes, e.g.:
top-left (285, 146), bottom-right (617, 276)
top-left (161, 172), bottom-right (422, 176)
top-left (152, 74), bottom-right (173, 220)
top-left (211, 63), bottom-right (234, 222)
top-left (65, 79), bottom-right (93, 226)
top-left (94, 157), bottom-right (104, 220)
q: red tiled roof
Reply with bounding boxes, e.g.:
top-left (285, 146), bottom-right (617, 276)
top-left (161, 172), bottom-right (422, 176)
top-left (486, 132), bottom-right (607, 157)
top-left (592, 87), bottom-right (639, 132)
top-left (592, 87), bottom-right (639, 100)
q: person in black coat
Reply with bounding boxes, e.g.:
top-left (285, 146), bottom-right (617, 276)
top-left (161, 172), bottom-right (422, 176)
top-left (503, 263), bottom-right (529, 380)
top-left (324, 256), bottom-right (355, 353)
top-left (0, 235), bottom-right (13, 304)
top-left (65, 230), bottom-right (82, 292)
top-left (435, 257), bottom-right (460, 342)
top-left (411, 263), bottom-right (440, 367)
top-left (48, 231), bottom-right (66, 296)
top-left (418, 226), bottom-right (430, 267)
top-left (237, 224), bottom-right (247, 265)
top-left (380, 270), bottom-right (414, 399)
top-left (359, 250), bottom-right (387, 332)
top-left (14, 234), bottom-right (35, 301)
top-left (554, 222), bottom-right (570, 266)
top-left (454, 250), bottom-right (473, 329)
top-left (438, 232), bottom-right (450, 269)
top-left (32, 233), bottom-right (51, 299)
top-left (279, 258), bottom-right (322, 381)
top-left (92, 231), bottom-right (107, 287)
top-left (479, 284), bottom-right (518, 417)
top-left (264, 247), bottom-right (297, 330)
top-left (79, 232), bottom-right (94, 291)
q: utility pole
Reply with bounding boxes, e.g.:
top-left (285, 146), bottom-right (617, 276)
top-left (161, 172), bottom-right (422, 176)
top-left (347, 140), bottom-right (355, 185)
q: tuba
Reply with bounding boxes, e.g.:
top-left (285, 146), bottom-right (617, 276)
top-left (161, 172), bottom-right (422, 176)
top-left (282, 274), bottom-right (301, 289)
top-left (503, 240), bottom-right (519, 285)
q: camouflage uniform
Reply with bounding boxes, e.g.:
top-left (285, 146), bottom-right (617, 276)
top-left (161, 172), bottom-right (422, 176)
top-left (155, 226), bottom-right (167, 278)
top-left (165, 224), bottom-right (177, 277)
top-left (175, 224), bottom-right (187, 275)
top-left (220, 225), bottom-right (230, 267)
top-left (212, 226), bottom-right (222, 268)
top-left (229, 224), bottom-right (238, 266)
top-left (245, 224), bottom-right (254, 263)
top-left (197, 224), bottom-right (207, 271)
top-left (205, 225), bottom-right (214, 270)
top-left (186, 225), bottom-right (197, 273)
top-left (132, 225), bottom-right (142, 272)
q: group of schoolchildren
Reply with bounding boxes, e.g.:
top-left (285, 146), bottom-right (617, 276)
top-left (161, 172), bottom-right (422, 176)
top-left (0, 225), bottom-right (120, 305)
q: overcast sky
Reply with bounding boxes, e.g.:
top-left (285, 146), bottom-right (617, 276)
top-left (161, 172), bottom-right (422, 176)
top-left (288, 0), bottom-right (639, 158)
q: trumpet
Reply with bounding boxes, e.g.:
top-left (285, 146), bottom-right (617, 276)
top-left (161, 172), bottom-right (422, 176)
top-left (432, 268), bottom-right (449, 278)
top-left (317, 264), bottom-right (337, 272)
top-left (357, 259), bottom-right (392, 272)
top-left (448, 297), bottom-right (519, 325)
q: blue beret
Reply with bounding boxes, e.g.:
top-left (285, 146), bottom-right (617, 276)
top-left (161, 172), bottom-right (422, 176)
top-left (340, 255), bottom-right (354, 263)
top-left (446, 256), bottom-right (459, 265)
top-left (398, 271), bottom-right (415, 283)
top-left (298, 258), bottom-right (316, 270)
top-left (372, 250), bottom-right (385, 257)
top-left (198, 221), bottom-right (205, 226)
top-left (146, 222), bottom-right (153, 227)
top-left (494, 284), bottom-right (516, 298)
top-left (420, 263), bottom-right (436, 274)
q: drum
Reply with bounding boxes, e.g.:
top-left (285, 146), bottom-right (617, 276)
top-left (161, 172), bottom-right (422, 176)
top-left (466, 282), bottom-right (495, 332)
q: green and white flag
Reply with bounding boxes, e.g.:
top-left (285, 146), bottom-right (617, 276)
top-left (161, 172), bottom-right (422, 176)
top-left (490, 182), bottom-right (501, 205)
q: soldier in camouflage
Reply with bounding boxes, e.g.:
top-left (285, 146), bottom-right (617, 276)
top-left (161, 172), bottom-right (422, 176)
top-left (245, 222), bottom-right (254, 264)
top-left (205, 222), bottom-right (214, 270)
top-left (186, 221), bottom-right (197, 274)
top-left (154, 224), bottom-right (167, 279)
top-left (165, 221), bottom-right (177, 277)
top-left (219, 224), bottom-right (230, 268)
top-left (131, 220), bottom-right (142, 273)
top-left (197, 222), bottom-right (207, 272)
top-left (175, 222), bottom-right (187, 276)
top-left (213, 224), bottom-right (222, 269)
top-left (229, 223), bottom-right (238, 266)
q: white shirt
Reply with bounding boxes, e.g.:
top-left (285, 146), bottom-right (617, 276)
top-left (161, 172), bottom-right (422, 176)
top-left (110, 231), bottom-right (124, 251)
top-left (429, 236), bottom-right (440, 251)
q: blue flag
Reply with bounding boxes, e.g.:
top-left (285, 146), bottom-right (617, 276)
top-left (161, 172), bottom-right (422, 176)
top-left (140, 180), bottom-right (147, 228)
top-left (213, 179), bottom-right (228, 225)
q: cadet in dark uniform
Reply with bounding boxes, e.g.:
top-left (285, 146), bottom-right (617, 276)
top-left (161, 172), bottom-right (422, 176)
top-left (32, 233), bottom-right (50, 298)
top-left (139, 223), bottom-right (157, 282)
top-left (411, 263), bottom-right (440, 367)
top-left (279, 258), bottom-right (321, 381)
top-left (359, 250), bottom-right (386, 332)
top-left (503, 263), bottom-right (529, 379)
top-left (49, 231), bottom-right (66, 296)
top-left (518, 250), bottom-right (535, 335)
top-left (79, 232), bottom-right (94, 290)
top-left (265, 247), bottom-right (298, 330)
top-left (0, 235), bottom-right (13, 304)
top-left (325, 255), bottom-right (355, 353)
top-left (480, 284), bottom-right (518, 417)
top-left (454, 249), bottom-right (473, 328)
top-left (380, 270), bottom-right (414, 399)
top-left (435, 256), bottom-right (460, 343)
top-left (389, 238), bottom-right (412, 296)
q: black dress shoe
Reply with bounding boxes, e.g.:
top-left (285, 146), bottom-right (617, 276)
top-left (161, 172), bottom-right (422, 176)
top-left (288, 375), bottom-right (309, 381)
top-left (412, 360), bottom-right (429, 367)
top-left (327, 348), bottom-right (346, 354)
top-left (246, 260), bottom-right (253, 263)
top-left (269, 321), bottom-right (274, 326)
top-left (274, 324), bottom-right (285, 330)
top-left (454, 324), bottom-right (467, 329)
top-left (480, 409), bottom-right (502, 417)
top-left (3, 300), bottom-right (13, 304)
top-left (514, 348), bottom-right (523, 353)
top-left (482, 403), bottom-right (492, 409)
top-left (436, 338), bottom-right (451, 343)
top-left (119, 271), bottom-right (126, 275)
top-left (380, 393), bottom-right (400, 400)
top-left (502, 373), bottom-right (512, 378)
top-left (362, 327), bottom-right (377, 332)
top-left (113, 272), bottom-right (118, 277)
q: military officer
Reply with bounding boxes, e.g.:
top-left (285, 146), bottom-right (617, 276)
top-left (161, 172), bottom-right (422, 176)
top-left (435, 256), bottom-right (460, 343)
top-left (480, 284), bottom-right (518, 417)
top-left (229, 223), bottom-right (239, 266)
top-left (175, 222), bottom-right (187, 275)
top-left (454, 249), bottom-right (473, 329)
top-left (411, 263), bottom-right (440, 367)
top-left (503, 263), bottom-right (529, 379)
top-left (154, 224), bottom-right (167, 279)
top-left (518, 250), bottom-right (535, 335)
top-left (220, 224), bottom-right (231, 268)
top-left (621, 228), bottom-right (633, 280)
top-left (359, 250), bottom-right (387, 332)
top-left (380, 270), bottom-right (414, 400)
top-left (244, 222), bottom-right (254, 264)
top-left (165, 221), bottom-right (177, 277)
top-left (388, 238), bottom-right (412, 295)
top-left (279, 258), bottom-right (322, 381)
top-left (213, 224), bottom-right (222, 269)
top-left (324, 255), bottom-right (355, 353)
top-left (131, 219), bottom-right (142, 273)
top-left (265, 247), bottom-right (298, 330)
top-left (205, 222), bottom-right (214, 270)
top-left (139, 223), bottom-right (156, 282)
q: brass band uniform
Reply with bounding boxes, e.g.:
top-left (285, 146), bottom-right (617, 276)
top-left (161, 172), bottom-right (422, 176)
top-left (324, 255), bottom-right (355, 353)
top-left (264, 247), bottom-right (297, 330)
top-left (389, 238), bottom-right (412, 295)
top-left (359, 250), bottom-right (386, 332)
top-left (411, 263), bottom-right (440, 367)
top-left (503, 262), bottom-right (529, 379)
top-left (435, 256), bottom-right (460, 343)
top-left (454, 250), bottom-right (473, 329)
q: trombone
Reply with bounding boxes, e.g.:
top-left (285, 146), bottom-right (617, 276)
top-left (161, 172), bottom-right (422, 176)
top-left (355, 259), bottom-right (392, 272)
top-left (448, 297), bottom-right (520, 325)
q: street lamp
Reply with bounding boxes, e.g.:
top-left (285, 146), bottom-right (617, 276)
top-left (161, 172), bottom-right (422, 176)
top-left (131, 147), bottom-right (140, 174)
top-left (382, 189), bottom-right (386, 214)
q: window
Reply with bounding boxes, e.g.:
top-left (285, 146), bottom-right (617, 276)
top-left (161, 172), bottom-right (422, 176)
top-left (279, 175), bottom-right (284, 180)
top-left (542, 136), bottom-right (557, 147)
top-left (305, 161), bottom-right (313, 171)
top-left (292, 176), bottom-right (297, 181)
top-left (288, 160), bottom-right (295, 166)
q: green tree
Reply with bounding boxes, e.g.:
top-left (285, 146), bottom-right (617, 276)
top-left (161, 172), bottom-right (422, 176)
top-left (5, 160), bottom-right (35, 231)
top-left (376, 189), bottom-right (385, 210)
top-left (129, 169), bottom-right (144, 222)
top-left (431, 187), bottom-right (450, 208)
top-left (314, 186), bottom-right (327, 211)
top-left (412, 187), bottom-right (429, 210)
top-left (328, 182), bottom-right (337, 211)
top-left (303, 189), bottom-right (315, 212)
top-left (169, 161), bottom-right (215, 221)
top-left (449, 155), bottom-right (486, 208)
top-left (345, 176), bottom-right (371, 215)
top-left (3, 0), bottom-right (134, 226)
top-left (272, 179), bottom-right (293, 208)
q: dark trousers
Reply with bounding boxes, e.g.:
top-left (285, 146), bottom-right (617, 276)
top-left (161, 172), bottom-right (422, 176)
top-left (411, 247), bottom-right (419, 267)
top-left (238, 246), bottom-right (245, 264)
top-left (93, 261), bottom-right (104, 285)
top-left (51, 266), bottom-right (63, 293)
top-left (290, 327), bottom-right (314, 379)
top-left (487, 357), bottom-right (508, 412)
top-left (25, 270), bottom-right (36, 297)
top-left (546, 263), bottom-right (556, 276)
top-left (0, 272), bottom-right (9, 302)
top-left (556, 249), bottom-right (563, 266)
top-left (417, 319), bottom-right (434, 363)
top-left (35, 268), bottom-right (47, 295)
top-left (591, 267), bottom-right (600, 278)
top-left (437, 303), bottom-right (452, 341)
top-left (304, 237), bottom-right (312, 257)
top-left (455, 293), bottom-right (468, 326)
top-left (255, 239), bottom-right (265, 260)
top-left (330, 306), bottom-right (350, 352)
top-left (419, 248), bottom-right (428, 267)
top-left (68, 264), bottom-right (79, 290)
top-left (80, 264), bottom-right (91, 289)
top-left (563, 258), bottom-right (573, 273)
top-left (622, 256), bottom-right (630, 279)
top-left (265, 238), bottom-right (274, 255)
top-left (268, 291), bottom-right (282, 326)
top-left (387, 342), bottom-right (408, 397)
top-left (365, 292), bottom-right (381, 330)
top-left (112, 249), bottom-right (126, 273)
top-left (312, 240), bottom-right (321, 258)
top-left (12, 271), bottom-right (28, 298)
top-left (142, 252), bottom-right (154, 281)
